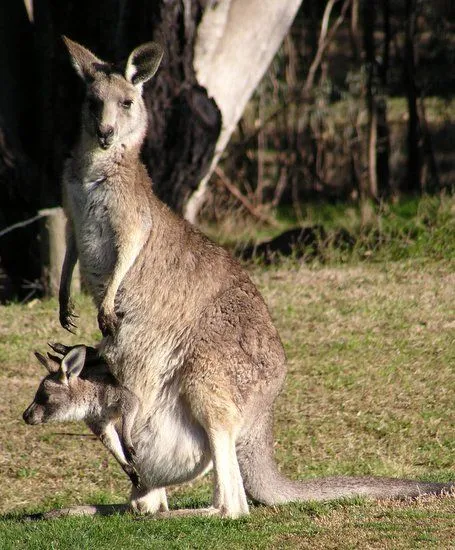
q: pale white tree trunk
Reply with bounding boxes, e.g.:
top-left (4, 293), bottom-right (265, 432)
top-left (184, 0), bottom-right (303, 223)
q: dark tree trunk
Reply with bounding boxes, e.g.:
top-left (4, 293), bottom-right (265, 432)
top-left (0, 0), bottom-right (41, 298)
top-left (361, 0), bottom-right (390, 202)
top-left (363, 0), bottom-right (378, 201)
top-left (0, 0), bottom-right (221, 299)
top-left (403, 0), bottom-right (422, 192)
top-left (120, 1), bottom-right (221, 211)
top-left (377, 0), bottom-right (390, 197)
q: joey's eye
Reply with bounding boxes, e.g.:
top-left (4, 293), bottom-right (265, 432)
top-left (35, 394), bottom-right (49, 406)
top-left (121, 99), bottom-right (133, 110)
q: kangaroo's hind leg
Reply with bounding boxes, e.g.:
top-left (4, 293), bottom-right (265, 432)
top-left (184, 363), bottom-right (250, 518)
top-left (207, 427), bottom-right (249, 518)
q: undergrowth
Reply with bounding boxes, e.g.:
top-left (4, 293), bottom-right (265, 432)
top-left (203, 194), bottom-right (455, 265)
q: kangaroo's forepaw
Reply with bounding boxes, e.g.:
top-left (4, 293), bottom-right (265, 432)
top-left (124, 445), bottom-right (137, 464)
top-left (123, 464), bottom-right (141, 489)
top-left (60, 309), bottom-right (78, 334)
top-left (98, 309), bottom-right (118, 337)
top-left (130, 471), bottom-right (142, 490)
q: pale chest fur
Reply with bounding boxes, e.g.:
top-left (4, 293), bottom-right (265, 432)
top-left (63, 162), bottom-right (118, 302)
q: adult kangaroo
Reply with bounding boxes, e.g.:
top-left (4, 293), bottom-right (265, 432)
top-left (59, 37), bottom-right (453, 519)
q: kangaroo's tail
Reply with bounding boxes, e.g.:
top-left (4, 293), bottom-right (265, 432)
top-left (236, 413), bottom-right (453, 504)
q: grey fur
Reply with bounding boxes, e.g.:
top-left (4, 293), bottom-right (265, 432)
top-left (23, 346), bottom-right (142, 489)
top-left (59, 39), bottom-right (454, 518)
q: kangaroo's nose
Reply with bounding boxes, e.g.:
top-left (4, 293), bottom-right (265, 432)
top-left (97, 126), bottom-right (114, 149)
top-left (23, 406), bottom-right (33, 424)
top-left (97, 126), bottom-right (114, 139)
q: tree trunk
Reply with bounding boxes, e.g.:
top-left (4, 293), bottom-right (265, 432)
top-left (0, 0), bottom-right (302, 299)
top-left (377, 0), bottom-right (390, 197)
top-left (185, 0), bottom-right (303, 222)
top-left (403, 0), bottom-right (422, 193)
top-left (363, 0), bottom-right (378, 202)
top-left (0, 0), bottom-right (41, 299)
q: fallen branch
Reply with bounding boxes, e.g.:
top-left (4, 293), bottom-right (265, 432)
top-left (214, 166), bottom-right (279, 227)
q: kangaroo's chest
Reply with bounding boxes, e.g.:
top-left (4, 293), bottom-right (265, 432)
top-left (66, 174), bottom-right (117, 295)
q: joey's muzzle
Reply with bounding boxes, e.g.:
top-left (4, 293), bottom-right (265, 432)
top-left (23, 403), bottom-right (43, 425)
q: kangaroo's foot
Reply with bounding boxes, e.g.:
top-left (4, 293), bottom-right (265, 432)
top-left (130, 486), bottom-right (169, 515)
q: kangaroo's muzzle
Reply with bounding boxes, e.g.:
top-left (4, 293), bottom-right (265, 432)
top-left (23, 403), bottom-right (43, 425)
top-left (97, 126), bottom-right (114, 150)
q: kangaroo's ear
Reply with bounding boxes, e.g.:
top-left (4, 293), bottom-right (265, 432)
top-left (125, 42), bottom-right (163, 88)
top-left (34, 351), bottom-right (58, 374)
top-left (60, 346), bottom-right (87, 382)
top-left (62, 36), bottom-right (104, 82)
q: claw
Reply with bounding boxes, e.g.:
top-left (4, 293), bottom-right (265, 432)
top-left (123, 464), bottom-right (141, 489)
top-left (60, 302), bottom-right (79, 333)
top-left (130, 471), bottom-right (142, 489)
top-left (65, 323), bottom-right (77, 335)
top-left (124, 445), bottom-right (137, 464)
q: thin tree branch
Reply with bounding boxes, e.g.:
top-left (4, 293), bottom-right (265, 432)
top-left (0, 213), bottom-right (45, 238)
top-left (214, 166), bottom-right (279, 227)
top-left (303, 0), bottom-right (353, 96)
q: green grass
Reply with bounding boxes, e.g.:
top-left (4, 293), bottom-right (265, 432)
top-left (2, 498), bottom-right (453, 550)
top-left (0, 250), bottom-right (454, 547)
top-left (202, 194), bottom-right (455, 264)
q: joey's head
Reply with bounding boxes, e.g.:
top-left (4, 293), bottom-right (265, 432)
top-left (63, 37), bottom-right (163, 152)
top-left (23, 346), bottom-right (87, 425)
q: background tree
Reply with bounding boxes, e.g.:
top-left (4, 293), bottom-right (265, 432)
top-left (0, 0), bottom-right (302, 298)
top-left (1, 0), bottom-right (453, 298)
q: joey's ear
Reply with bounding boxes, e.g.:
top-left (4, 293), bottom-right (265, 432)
top-left (34, 351), bottom-right (57, 374)
top-left (125, 42), bottom-right (163, 88)
top-left (62, 36), bottom-right (104, 82)
top-left (60, 346), bottom-right (86, 382)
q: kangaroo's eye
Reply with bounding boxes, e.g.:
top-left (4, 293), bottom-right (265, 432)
top-left (35, 394), bottom-right (49, 406)
top-left (121, 99), bottom-right (133, 110)
top-left (88, 98), bottom-right (98, 114)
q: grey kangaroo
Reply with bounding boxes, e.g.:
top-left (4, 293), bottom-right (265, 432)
top-left (58, 37), bottom-right (453, 518)
top-left (23, 345), bottom-right (144, 491)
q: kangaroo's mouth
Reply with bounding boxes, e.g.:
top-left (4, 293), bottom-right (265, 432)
top-left (23, 413), bottom-right (42, 425)
top-left (98, 137), bottom-right (113, 150)
top-left (96, 126), bottom-right (115, 150)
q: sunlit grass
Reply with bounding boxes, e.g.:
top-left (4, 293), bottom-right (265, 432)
top-left (1, 257), bottom-right (454, 547)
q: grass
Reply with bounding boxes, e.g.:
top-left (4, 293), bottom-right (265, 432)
top-left (0, 232), bottom-right (454, 547)
top-left (202, 194), bottom-right (455, 264)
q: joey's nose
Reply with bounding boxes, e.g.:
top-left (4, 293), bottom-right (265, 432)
top-left (23, 406), bottom-right (33, 424)
top-left (97, 126), bottom-right (114, 149)
top-left (23, 403), bottom-right (42, 425)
